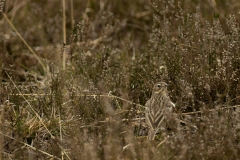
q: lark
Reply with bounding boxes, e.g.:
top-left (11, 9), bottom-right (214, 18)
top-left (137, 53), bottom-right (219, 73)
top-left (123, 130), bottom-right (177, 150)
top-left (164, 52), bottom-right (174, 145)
top-left (145, 82), bottom-right (175, 140)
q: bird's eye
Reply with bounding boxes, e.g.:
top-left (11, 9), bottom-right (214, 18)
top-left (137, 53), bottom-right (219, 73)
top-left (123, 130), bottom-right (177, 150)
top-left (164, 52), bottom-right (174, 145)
top-left (157, 84), bottom-right (161, 88)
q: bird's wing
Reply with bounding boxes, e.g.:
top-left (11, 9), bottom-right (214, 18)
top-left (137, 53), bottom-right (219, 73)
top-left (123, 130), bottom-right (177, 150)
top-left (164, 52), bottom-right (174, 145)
top-left (145, 98), bottom-right (164, 130)
top-left (163, 96), bottom-right (175, 109)
top-left (170, 101), bottom-right (175, 108)
top-left (145, 99), bottom-right (154, 129)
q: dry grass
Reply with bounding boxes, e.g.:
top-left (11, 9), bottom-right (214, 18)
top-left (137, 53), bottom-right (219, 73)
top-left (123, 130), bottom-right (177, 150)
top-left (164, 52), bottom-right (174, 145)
top-left (1, 0), bottom-right (240, 159)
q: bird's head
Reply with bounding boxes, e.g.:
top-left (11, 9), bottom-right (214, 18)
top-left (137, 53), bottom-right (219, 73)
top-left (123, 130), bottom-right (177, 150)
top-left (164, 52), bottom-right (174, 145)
top-left (152, 82), bottom-right (168, 94)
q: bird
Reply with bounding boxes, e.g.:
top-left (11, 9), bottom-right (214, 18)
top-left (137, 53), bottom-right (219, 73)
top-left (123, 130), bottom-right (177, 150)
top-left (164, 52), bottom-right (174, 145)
top-left (145, 82), bottom-right (175, 140)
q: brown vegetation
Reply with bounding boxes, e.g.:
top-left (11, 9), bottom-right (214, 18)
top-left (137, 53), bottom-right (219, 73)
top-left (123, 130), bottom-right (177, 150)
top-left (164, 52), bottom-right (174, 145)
top-left (0, 0), bottom-right (240, 159)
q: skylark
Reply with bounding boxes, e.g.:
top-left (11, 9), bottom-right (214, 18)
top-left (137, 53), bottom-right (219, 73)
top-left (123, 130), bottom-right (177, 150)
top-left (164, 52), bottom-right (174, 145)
top-left (145, 82), bottom-right (175, 140)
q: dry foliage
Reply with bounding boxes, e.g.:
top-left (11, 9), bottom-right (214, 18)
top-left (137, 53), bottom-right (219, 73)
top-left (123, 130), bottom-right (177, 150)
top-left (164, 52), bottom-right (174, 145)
top-left (0, 0), bottom-right (240, 159)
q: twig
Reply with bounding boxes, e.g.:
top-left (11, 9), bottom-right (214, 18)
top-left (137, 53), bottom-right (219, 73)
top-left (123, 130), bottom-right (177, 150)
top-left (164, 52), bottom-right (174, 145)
top-left (62, 0), bottom-right (66, 70)
top-left (9, 93), bottom-right (145, 108)
top-left (6, 72), bottom-right (54, 138)
top-left (0, 131), bottom-right (61, 160)
top-left (179, 105), bottom-right (240, 116)
top-left (8, 93), bottom-right (240, 116)
top-left (157, 139), bottom-right (167, 148)
top-left (6, 72), bottom-right (71, 160)
top-left (2, 13), bottom-right (47, 73)
top-left (98, 117), bottom-right (145, 124)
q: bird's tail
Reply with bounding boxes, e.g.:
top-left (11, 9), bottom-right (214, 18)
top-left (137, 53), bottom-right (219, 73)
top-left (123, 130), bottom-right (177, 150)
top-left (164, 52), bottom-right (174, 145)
top-left (147, 130), bottom-right (157, 141)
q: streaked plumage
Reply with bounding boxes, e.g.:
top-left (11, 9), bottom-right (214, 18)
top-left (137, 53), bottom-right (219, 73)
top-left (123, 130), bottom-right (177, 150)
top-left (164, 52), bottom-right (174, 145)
top-left (145, 82), bottom-right (175, 140)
